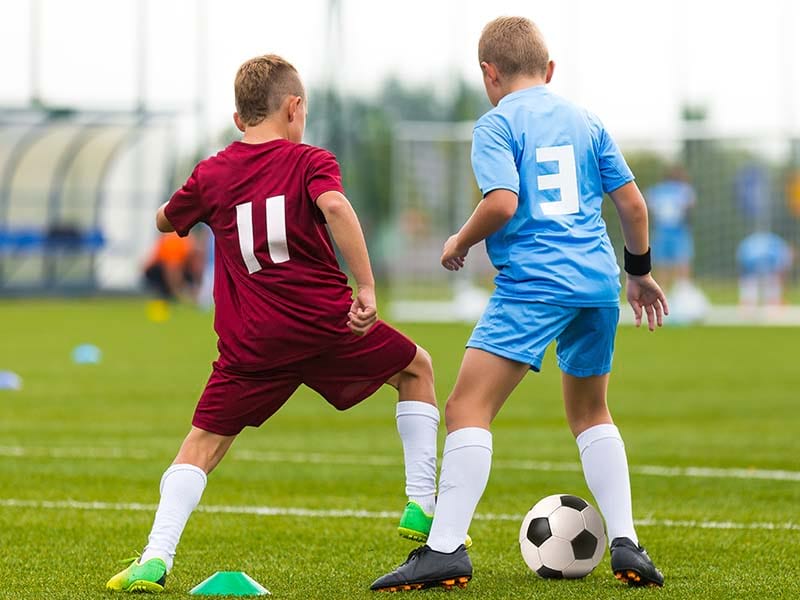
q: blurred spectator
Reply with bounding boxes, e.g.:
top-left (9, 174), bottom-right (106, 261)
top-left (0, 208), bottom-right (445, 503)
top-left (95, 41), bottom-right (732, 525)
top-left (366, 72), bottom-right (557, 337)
top-left (143, 231), bottom-right (204, 302)
top-left (736, 231), bottom-right (793, 307)
top-left (646, 164), bottom-right (696, 291)
top-left (788, 168), bottom-right (800, 218)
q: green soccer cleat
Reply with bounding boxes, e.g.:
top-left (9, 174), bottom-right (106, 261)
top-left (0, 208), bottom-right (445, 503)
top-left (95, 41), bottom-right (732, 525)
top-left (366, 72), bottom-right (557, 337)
top-left (398, 501), bottom-right (472, 549)
top-left (106, 556), bottom-right (167, 593)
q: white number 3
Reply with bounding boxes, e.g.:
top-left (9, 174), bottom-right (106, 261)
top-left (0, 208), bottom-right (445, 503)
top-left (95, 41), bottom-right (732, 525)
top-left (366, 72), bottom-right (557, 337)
top-left (536, 144), bottom-right (579, 216)
top-left (236, 195), bottom-right (290, 274)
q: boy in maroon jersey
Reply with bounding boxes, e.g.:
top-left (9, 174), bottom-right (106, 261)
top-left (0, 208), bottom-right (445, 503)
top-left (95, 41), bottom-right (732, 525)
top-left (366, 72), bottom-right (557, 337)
top-left (107, 54), bottom-right (441, 593)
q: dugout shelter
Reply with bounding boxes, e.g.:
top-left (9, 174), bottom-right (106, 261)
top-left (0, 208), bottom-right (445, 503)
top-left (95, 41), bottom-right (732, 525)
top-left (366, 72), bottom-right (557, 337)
top-left (0, 106), bottom-right (176, 294)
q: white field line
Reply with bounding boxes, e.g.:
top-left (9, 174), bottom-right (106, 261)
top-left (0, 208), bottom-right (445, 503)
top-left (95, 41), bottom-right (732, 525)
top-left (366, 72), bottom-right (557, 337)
top-left (0, 498), bottom-right (797, 532)
top-left (1, 445), bottom-right (799, 483)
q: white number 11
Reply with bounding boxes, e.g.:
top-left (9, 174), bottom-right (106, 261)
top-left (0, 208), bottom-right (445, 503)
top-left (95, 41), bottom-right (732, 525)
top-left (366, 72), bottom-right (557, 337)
top-left (236, 195), bottom-right (290, 274)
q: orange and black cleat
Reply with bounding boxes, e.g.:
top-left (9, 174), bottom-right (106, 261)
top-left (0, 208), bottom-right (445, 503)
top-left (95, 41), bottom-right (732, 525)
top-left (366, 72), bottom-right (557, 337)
top-left (610, 537), bottom-right (664, 587)
top-left (370, 545), bottom-right (472, 592)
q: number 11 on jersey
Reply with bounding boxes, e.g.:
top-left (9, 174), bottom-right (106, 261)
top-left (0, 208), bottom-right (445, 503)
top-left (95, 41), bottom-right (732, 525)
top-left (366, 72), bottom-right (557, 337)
top-left (236, 195), bottom-right (290, 274)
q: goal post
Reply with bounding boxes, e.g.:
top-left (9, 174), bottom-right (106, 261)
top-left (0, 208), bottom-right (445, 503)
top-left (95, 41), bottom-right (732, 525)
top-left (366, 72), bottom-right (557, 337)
top-left (386, 121), bottom-right (493, 322)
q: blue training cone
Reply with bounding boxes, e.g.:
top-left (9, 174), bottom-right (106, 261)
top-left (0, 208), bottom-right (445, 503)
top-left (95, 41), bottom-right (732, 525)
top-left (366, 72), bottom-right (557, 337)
top-left (0, 371), bottom-right (22, 390)
top-left (71, 344), bottom-right (102, 364)
top-left (189, 571), bottom-right (270, 596)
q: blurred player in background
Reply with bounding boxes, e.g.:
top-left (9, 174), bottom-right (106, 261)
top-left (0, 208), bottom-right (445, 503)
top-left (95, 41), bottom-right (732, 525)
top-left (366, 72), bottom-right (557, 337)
top-left (107, 54), bottom-right (441, 593)
top-left (142, 231), bottom-right (204, 303)
top-left (646, 165), bottom-right (708, 323)
top-left (372, 16), bottom-right (667, 592)
top-left (737, 231), bottom-right (793, 307)
top-left (646, 165), bottom-right (695, 291)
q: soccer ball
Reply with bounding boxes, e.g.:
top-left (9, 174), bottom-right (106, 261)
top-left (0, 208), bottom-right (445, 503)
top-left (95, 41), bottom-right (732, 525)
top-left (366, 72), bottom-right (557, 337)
top-left (519, 494), bottom-right (606, 579)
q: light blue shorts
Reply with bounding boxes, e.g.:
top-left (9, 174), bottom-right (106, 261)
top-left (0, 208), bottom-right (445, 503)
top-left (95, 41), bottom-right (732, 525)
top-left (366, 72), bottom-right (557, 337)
top-left (652, 227), bottom-right (693, 265)
top-left (466, 298), bottom-right (620, 377)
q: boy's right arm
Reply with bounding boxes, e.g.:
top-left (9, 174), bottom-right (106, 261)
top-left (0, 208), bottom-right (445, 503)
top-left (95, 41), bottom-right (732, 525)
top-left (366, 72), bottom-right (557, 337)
top-left (156, 202), bottom-right (175, 233)
top-left (609, 181), bottom-right (669, 331)
top-left (441, 189), bottom-right (518, 270)
top-left (316, 190), bottom-right (378, 336)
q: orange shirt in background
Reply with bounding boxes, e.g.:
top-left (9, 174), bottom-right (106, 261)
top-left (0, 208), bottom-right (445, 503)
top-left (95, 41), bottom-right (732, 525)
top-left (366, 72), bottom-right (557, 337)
top-left (147, 233), bottom-right (193, 268)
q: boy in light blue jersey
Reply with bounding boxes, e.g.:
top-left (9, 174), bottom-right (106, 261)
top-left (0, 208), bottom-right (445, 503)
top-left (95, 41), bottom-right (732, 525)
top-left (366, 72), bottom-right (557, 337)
top-left (371, 17), bottom-right (668, 592)
top-left (647, 165), bottom-right (696, 291)
top-left (737, 231), bottom-right (793, 306)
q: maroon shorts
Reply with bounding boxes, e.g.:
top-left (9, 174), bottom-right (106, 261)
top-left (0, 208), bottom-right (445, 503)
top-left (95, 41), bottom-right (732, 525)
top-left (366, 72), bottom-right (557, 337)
top-left (192, 321), bottom-right (418, 436)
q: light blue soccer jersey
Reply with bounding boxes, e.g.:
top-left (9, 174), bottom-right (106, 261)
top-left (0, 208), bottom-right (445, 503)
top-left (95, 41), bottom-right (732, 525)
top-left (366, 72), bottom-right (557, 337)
top-left (471, 85), bottom-right (633, 306)
top-left (647, 179), bottom-right (695, 264)
top-left (736, 232), bottom-right (792, 275)
top-left (646, 180), bottom-right (694, 229)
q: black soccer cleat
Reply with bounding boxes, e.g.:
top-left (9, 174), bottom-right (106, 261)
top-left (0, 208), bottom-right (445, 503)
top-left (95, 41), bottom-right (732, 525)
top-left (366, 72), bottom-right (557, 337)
top-left (370, 544), bottom-right (472, 592)
top-left (610, 537), bottom-right (664, 587)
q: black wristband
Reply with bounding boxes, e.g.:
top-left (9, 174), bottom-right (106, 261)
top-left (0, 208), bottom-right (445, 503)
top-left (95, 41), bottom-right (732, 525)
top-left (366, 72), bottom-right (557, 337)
top-left (623, 246), bottom-right (651, 276)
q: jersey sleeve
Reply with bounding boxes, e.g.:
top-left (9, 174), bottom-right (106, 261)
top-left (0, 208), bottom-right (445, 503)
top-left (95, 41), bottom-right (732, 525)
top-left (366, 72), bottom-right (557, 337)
top-left (164, 166), bottom-right (208, 237)
top-left (596, 126), bottom-right (634, 193)
top-left (471, 119), bottom-right (519, 197)
top-left (306, 148), bottom-right (345, 202)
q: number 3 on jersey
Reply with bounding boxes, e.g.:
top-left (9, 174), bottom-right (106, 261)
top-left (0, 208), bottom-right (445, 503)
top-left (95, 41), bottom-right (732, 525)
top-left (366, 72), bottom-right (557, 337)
top-left (536, 144), bottom-right (579, 216)
top-left (236, 195), bottom-right (290, 274)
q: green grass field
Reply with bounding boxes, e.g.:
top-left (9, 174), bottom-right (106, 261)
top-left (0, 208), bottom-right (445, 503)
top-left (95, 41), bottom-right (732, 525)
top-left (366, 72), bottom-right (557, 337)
top-left (1, 299), bottom-right (798, 599)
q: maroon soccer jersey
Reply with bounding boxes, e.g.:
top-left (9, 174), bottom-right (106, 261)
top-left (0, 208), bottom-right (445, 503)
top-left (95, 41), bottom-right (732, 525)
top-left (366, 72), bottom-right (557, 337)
top-left (165, 139), bottom-right (355, 371)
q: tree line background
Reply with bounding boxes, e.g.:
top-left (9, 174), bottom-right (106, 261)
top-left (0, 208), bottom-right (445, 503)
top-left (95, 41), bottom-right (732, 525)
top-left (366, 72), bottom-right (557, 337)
top-left (195, 80), bottom-right (800, 283)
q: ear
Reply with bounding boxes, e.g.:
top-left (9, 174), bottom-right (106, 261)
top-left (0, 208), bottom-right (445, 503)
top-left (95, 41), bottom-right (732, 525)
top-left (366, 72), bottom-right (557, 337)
top-left (287, 96), bottom-right (303, 123)
top-left (480, 61), bottom-right (499, 84)
top-left (233, 112), bottom-right (245, 132)
top-left (545, 60), bottom-right (555, 84)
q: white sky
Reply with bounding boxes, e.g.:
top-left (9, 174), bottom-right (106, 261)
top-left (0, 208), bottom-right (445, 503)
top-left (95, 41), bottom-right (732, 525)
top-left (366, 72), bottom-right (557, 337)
top-left (1, 0), bottom-right (798, 141)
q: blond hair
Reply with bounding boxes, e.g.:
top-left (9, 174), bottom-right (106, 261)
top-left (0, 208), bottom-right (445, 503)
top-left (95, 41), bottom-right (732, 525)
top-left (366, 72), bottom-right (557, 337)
top-left (478, 17), bottom-right (549, 78)
top-left (234, 54), bottom-right (304, 126)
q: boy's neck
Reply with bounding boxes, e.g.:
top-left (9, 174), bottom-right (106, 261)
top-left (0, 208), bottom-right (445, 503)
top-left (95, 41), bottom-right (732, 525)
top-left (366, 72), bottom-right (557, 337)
top-left (500, 75), bottom-right (547, 99)
top-left (240, 119), bottom-right (289, 144)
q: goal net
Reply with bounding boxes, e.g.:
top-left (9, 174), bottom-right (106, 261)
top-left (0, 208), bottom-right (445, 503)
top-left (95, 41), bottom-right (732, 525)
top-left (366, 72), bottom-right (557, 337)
top-left (615, 128), bottom-right (800, 324)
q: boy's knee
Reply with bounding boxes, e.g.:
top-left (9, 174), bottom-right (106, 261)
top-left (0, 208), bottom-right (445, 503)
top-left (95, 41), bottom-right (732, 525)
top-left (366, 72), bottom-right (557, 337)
top-left (404, 346), bottom-right (433, 381)
top-left (444, 394), bottom-right (474, 429)
top-left (391, 346), bottom-right (435, 398)
top-left (175, 427), bottom-right (236, 474)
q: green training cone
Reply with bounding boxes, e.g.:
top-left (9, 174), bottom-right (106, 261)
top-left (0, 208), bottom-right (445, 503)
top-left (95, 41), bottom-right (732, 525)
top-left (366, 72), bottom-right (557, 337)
top-left (189, 571), bottom-right (271, 596)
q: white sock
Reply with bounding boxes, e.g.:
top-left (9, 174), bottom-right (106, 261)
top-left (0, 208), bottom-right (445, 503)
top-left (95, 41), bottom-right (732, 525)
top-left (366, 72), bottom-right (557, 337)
top-left (427, 427), bottom-right (492, 553)
top-left (576, 423), bottom-right (638, 546)
top-left (140, 463), bottom-right (207, 571)
top-left (396, 401), bottom-right (439, 515)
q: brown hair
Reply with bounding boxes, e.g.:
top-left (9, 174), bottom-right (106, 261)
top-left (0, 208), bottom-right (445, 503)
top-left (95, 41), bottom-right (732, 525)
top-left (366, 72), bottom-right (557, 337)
top-left (234, 54), bottom-right (304, 126)
top-left (478, 17), bottom-right (549, 78)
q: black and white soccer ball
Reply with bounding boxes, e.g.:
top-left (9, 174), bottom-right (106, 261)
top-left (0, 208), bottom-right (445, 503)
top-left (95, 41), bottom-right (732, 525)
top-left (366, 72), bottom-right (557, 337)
top-left (519, 494), bottom-right (606, 579)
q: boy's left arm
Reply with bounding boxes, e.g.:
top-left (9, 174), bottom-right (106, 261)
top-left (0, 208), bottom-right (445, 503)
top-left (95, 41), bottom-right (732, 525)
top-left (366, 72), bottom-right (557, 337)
top-left (316, 190), bottom-right (378, 336)
top-left (609, 181), bottom-right (669, 331)
top-left (441, 189), bottom-right (517, 271)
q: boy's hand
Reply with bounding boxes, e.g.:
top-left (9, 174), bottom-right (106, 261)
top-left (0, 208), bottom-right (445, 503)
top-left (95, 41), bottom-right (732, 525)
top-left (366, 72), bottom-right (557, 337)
top-left (441, 235), bottom-right (469, 271)
top-left (626, 274), bottom-right (669, 331)
top-left (348, 286), bottom-right (378, 336)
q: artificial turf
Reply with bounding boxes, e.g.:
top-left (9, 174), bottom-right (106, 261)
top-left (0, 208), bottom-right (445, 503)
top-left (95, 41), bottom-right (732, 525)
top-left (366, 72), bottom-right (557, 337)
top-left (0, 298), bottom-right (798, 599)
